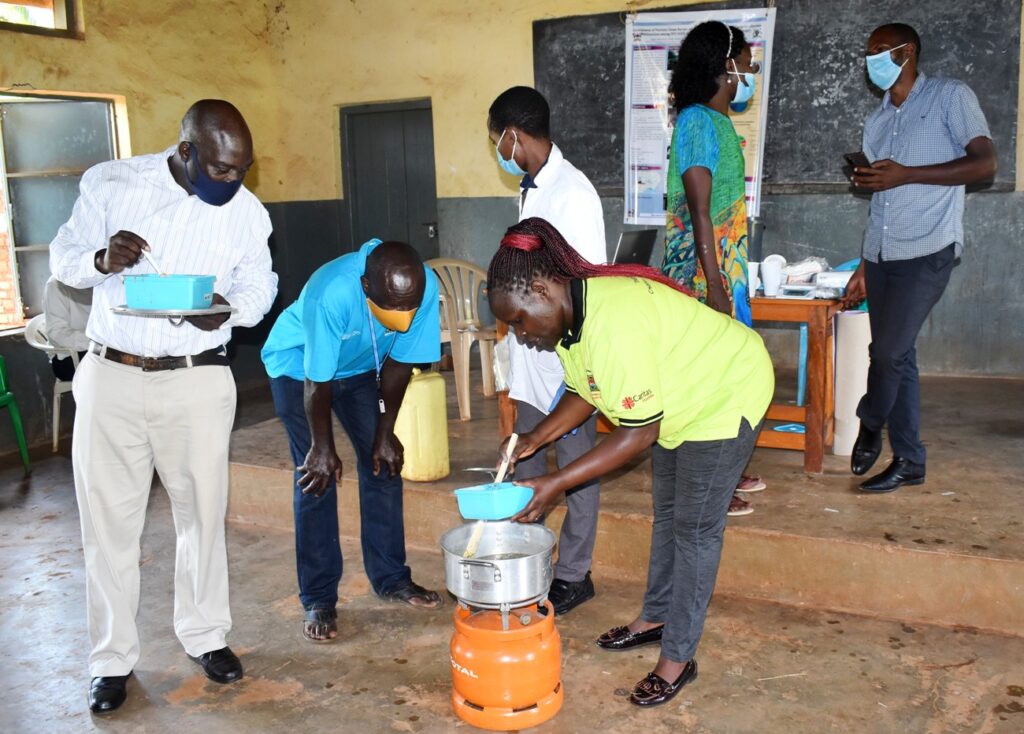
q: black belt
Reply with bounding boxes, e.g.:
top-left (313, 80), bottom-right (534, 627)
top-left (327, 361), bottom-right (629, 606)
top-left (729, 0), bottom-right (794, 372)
top-left (91, 344), bottom-right (229, 372)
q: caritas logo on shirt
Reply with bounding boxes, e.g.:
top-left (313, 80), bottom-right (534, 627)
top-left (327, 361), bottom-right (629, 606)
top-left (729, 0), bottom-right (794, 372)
top-left (622, 389), bottom-right (654, 410)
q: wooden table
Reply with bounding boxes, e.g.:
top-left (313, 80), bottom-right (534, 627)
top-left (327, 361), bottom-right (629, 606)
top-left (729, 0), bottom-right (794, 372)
top-left (750, 297), bottom-right (842, 473)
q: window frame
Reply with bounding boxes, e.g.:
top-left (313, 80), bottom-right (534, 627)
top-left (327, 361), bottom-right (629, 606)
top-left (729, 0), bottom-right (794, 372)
top-left (0, 91), bottom-right (127, 329)
top-left (0, 1), bottom-right (81, 40)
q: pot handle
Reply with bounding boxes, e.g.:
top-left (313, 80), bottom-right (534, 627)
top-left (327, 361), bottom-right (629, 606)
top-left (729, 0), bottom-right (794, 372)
top-left (459, 558), bottom-right (502, 582)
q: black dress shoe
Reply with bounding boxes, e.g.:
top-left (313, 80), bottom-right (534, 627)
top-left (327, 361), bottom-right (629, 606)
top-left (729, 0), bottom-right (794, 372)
top-left (851, 424), bottom-right (883, 475)
top-left (545, 571), bottom-right (595, 616)
top-left (189, 646), bottom-right (243, 684)
top-left (595, 624), bottom-right (664, 651)
top-left (89, 673), bottom-right (130, 714)
top-left (859, 457), bottom-right (925, 493)
top-left (628, 659), bottom-right (698, 706)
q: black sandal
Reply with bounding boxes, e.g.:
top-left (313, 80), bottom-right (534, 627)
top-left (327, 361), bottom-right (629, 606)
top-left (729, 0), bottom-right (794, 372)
top-left (378, 580), bottom-right (443, 609)
top-left (302, 607), bottom-right (338, 643)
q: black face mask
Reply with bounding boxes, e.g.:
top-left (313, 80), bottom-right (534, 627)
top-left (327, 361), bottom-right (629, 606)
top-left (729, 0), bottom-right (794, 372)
top-left (186, 143), bottom-right (244, 206)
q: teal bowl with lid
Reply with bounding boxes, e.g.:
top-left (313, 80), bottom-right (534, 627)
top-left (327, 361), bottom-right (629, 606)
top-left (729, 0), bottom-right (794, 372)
top-left (453, 482), bottom-right (533, 521)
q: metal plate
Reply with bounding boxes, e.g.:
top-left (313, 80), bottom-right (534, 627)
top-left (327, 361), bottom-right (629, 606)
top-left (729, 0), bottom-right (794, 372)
top-left (111, 304), bottom-right (236, 317)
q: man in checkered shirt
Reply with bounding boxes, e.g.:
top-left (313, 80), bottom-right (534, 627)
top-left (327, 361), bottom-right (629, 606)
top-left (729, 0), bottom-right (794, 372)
top-left (841, 23), bottom-right (997, 493)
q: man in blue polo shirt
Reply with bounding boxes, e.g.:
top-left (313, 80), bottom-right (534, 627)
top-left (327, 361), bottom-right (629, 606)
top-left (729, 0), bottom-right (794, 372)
top-left (262, 239), bottom-right (442, 642)
top-left (842, 23), bottom-right (996, 493)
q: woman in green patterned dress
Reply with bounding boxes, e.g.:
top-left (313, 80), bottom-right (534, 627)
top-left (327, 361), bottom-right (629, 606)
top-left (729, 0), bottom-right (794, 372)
top-left (664, 21), bottom-right (765, 512)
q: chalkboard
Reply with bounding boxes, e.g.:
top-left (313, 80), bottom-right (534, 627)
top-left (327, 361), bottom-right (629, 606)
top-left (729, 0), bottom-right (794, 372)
top-left (533, 0), bottom-right (1018, 191)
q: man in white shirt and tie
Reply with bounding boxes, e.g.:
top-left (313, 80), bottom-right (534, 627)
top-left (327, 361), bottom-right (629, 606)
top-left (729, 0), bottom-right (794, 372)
top-left (49, 99), bottom-right (278, 714)
top-left (487, 86), bottom-right (606, 616)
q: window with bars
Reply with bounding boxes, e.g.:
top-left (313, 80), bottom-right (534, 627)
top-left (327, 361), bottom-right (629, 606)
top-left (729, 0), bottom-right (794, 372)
top-left (0, 96), bottom-right (119, 327)
top-left (0, 1), bottom-right (78, 37)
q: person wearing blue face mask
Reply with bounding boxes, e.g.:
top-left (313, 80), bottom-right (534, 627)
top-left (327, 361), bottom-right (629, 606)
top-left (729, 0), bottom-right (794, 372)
top-left (842, 24), bottom-right (997, 493)
top-left (48, 99), bottom-right (278, 713)
top-left (486, 86), bottom-right (607, 617)
top-left (662, 21), bottom-right (765, 516)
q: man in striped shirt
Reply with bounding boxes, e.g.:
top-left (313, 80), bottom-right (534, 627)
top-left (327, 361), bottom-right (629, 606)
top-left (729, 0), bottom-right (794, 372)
top-left (842, 24), bottom-right (996, 493)
top-left (49, 100), bottom-right (277, 713)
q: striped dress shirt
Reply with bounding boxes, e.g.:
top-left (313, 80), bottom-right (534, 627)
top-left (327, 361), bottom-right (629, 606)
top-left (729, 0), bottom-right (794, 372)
top-left (862, 73), bottom-right (991, 262)
top-left (49, 146), bottom-right (277, 357)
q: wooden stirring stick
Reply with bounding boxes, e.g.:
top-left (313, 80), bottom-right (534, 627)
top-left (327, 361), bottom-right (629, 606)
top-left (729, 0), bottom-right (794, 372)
top-left (463, 433), bottom-right (519, 558)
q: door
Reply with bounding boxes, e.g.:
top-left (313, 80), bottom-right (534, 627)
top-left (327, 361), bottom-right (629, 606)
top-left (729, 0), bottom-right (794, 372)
top-left (341, 100), bottom-right (439, 260)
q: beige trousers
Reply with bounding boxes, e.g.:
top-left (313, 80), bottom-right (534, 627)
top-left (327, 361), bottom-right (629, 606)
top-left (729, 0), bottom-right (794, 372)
top-left (72, 352), bottom-right (237, 676)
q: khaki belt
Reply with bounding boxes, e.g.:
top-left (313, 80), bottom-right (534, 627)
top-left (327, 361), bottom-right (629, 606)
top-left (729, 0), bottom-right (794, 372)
top-left (90, 344), bottom-right (229, 372)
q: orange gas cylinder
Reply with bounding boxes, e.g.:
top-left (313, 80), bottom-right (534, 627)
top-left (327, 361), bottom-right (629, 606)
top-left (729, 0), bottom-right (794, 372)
top-left (449, 601), bottom-right (563, 731)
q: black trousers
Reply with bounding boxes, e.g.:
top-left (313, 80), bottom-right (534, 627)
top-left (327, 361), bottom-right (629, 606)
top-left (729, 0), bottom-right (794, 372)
top-left (856, 244), bottom-right (956, 465)
top-left (51, 353), bottom-right (86, 381)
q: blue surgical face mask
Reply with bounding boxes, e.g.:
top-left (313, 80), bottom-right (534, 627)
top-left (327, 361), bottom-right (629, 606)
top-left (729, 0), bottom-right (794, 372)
top-left (727, 59), bottom-right (756, 105)
top-left (865, 43), bottom-right (908, 91)
top-left (186, 143), bottom-right (244, 206)
top-left (495, 129), bottom-right (527, 177)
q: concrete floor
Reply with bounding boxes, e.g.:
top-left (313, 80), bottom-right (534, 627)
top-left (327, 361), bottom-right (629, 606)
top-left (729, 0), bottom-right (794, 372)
top-left (2, 453), bottom-right (1024, 733)
top-left (3, 371), bottom-right (1023, 731)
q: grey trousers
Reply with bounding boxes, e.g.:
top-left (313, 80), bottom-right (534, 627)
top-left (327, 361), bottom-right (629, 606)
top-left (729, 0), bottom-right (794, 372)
top-left (513, 400), bottom-right (600, 582)
top-left (641, 419), bottom-right (761, 663)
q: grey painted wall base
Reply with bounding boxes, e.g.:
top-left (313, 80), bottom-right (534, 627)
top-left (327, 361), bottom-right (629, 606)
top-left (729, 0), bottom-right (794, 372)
top-left (436, 192), bottom-right (1024, 378)
top-left (4, 188), bottom-right (1018, 457)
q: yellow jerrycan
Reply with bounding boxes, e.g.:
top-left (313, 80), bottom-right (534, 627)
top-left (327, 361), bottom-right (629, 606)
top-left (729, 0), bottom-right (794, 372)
top-left (394, 369), bottom-right (450, 482)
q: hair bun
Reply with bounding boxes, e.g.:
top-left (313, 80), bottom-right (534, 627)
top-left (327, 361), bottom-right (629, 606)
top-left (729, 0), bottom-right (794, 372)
top-left (500, 232), bottom-right (543, 252)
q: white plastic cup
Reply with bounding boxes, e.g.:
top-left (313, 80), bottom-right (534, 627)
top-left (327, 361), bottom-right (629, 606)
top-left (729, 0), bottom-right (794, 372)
top-left (761, 260), bottom-right (783, 297)
top-left (748, 262), bottom-right (760, 298)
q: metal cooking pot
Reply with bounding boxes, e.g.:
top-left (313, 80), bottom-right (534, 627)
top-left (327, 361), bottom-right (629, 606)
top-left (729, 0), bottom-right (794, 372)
top-left (440, 521), bottom-right (555, 607)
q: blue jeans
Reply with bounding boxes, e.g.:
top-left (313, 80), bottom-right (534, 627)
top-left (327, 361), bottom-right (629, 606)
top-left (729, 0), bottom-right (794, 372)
top-left (269, 372), bottom-right (411, 610)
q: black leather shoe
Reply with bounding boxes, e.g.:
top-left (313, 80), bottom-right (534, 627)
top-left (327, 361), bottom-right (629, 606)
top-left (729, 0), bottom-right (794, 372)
top-left (89, 673), bottom-right (130, 714)
top-left (189, 646), bottom-right (243, 684)
top-left (851, 424), bottom-right (883, 475)
top-left (859, 457), bottom-right (925, 493)
top-left (595, 624), bottom-right (664, 651)
top-left (628, 659), bottom-right (698, 706)
top-left (545, 571), bottom-right (595, 616)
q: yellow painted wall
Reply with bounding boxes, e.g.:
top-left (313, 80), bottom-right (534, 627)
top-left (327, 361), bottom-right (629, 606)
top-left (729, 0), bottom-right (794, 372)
top-left (2, 0), bottom-right (1023, 202)
top-left (0, 0), bottom-right (278, 193)
top-left (266, 0), bottom-right (705, 202)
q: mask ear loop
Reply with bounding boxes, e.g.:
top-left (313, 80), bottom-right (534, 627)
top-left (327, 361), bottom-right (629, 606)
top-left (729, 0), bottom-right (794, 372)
top-left (725, 25), bottom-right (736, 85)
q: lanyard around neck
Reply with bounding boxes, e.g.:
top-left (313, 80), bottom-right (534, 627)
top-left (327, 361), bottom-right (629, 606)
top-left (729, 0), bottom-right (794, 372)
top-left (366, 300), bottom-right (398, 414)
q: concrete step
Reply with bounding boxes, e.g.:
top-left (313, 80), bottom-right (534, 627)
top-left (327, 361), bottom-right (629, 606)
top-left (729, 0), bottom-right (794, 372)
top-left (228, 454), bottom-right (1024, 638)
top-left (228, 372), bottom-right (1024, 638)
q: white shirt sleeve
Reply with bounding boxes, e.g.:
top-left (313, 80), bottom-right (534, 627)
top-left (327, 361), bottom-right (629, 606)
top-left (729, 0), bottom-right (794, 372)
top-left (224, 208), bottom-right (278, 328)
top-left (49, 166), bottom-right (115, 290)
top-left (548, 186), bottom-right (607, 265)
top-left (43, 278), bottom-right (92, 352)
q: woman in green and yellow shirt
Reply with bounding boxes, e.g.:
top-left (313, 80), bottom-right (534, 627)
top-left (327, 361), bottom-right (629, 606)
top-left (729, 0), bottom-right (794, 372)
top-left (488, 217), bottom-right (773, 707)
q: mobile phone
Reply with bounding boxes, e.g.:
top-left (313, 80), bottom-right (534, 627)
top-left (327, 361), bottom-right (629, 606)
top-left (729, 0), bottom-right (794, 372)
top-left (843, 151), bottom-right (871, 170)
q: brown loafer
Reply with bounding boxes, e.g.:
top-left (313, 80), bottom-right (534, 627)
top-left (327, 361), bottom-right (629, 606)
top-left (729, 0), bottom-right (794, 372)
top-left (628, 660), bottom-right (698, 706)
top-left (595, 624), bottom-right (664, 651)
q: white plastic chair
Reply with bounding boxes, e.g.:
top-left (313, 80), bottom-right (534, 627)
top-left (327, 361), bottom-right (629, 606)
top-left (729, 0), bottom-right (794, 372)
top-left (427, 259), bottom-right (496, 420)
top-left (24, 314), bottom-right (79, 452)
top-left (438, 292), bottom-right (470, 421)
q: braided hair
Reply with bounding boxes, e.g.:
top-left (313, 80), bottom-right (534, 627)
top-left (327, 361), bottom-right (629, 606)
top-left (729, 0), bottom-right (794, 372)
top-left (487, 217), bottom-right (694, 297)
top-left (669, 21), bottom-right (748, 112)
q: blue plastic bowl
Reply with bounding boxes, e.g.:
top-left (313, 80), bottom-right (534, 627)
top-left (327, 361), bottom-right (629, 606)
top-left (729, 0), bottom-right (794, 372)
top-left (124, 274), bottom-right (215, 310)
top-left (453, 482), bottom-right (533, 521)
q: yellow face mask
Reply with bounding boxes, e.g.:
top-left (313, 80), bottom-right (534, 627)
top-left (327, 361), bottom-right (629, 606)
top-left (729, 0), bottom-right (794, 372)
top-left (367, 298), bottom-right (417, 333)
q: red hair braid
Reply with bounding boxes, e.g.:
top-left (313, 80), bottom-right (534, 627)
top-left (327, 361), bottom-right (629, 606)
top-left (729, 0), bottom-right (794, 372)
top-left (488, 217), bottom-right (695, 297)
